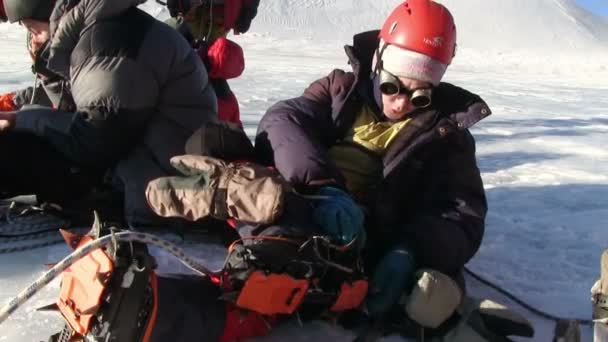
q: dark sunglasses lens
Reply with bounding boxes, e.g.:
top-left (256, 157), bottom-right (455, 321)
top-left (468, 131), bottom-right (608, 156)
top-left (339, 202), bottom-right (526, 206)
top-left (379, 81), bottom-right (399, 95)
top-left (379, 69), bottom-right (401, 95)
top-left (411, 94), bottom-right (431, 108)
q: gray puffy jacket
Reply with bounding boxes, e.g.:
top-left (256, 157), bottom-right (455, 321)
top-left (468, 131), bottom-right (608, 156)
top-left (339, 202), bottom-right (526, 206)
top-left (14, 0), bottom-right (217, 224)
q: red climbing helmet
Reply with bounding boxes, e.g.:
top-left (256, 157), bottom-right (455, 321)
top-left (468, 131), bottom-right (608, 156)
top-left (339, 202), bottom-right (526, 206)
top-left (379, 0), bottom-right (457, 65)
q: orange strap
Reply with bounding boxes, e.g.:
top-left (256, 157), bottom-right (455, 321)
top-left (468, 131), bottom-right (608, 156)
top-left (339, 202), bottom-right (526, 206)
top-left (330, 280), bottom-right (369, 312)
top-left (57, 236), bottom-right (114, 335)
top-left (141, 273), bottom-right (159, 342)
top-left (236, 271), bottom-right (309, 315)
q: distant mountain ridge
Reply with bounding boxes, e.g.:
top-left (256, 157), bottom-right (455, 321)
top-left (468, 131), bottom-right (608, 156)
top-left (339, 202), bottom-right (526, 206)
top-left (245, 0), bottom-right (608, 55)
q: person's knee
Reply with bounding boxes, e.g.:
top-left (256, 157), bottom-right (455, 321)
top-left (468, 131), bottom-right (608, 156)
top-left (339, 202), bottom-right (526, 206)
top-left (404, 269), bottom-right (463, 329)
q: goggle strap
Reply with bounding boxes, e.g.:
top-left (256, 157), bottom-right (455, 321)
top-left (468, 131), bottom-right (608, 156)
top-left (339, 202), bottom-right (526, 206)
top-left (373, 41), bottom-right (389, 76)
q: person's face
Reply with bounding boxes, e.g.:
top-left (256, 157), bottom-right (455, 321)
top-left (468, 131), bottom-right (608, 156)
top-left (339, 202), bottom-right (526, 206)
top-left (380, 76), bottom-right (432, 120)
top-left (21, 19), bottom-right (50, 57)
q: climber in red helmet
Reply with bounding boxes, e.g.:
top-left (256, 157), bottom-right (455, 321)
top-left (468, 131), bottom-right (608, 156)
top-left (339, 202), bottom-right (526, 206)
top-left (254, 0), bottom-right (495, 337)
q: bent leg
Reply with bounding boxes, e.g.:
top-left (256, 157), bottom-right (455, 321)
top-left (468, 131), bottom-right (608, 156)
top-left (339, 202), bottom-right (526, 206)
top-left (0, 131), bottom-right (103, 204)
top-left (151, 275), bottom-right (226, 342)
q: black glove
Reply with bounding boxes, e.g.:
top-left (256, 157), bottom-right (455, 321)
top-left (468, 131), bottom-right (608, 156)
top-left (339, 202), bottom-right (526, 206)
top-left (235, 0), bottom-right (260, 34)
top-left (166, 0), bottom-right (193, 17)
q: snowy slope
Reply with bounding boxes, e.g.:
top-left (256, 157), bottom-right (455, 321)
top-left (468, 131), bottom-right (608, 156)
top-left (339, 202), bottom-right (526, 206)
top-left (246, 0), bottom-right (608, 77)
top-left (250, 0), bottom-right (608, 53)
top-left (0, 0), bottom-right (607, 341)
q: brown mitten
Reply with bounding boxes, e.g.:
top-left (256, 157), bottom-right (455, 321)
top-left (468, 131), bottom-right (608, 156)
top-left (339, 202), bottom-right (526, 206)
top-left (146, 155), bottom-right (290, 224)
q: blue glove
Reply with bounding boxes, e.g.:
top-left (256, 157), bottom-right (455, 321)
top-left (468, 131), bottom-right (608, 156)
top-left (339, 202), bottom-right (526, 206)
top-left (365, 246), bottom-right (416, 317)
top-left (311, 186), bottom-right (365, 245)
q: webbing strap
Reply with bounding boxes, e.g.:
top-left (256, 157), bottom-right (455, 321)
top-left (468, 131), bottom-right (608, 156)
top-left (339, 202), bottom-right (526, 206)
top-left (211, 167), bottom-right (233, 220)
top-left (593, 293), bottom-right (608, 321)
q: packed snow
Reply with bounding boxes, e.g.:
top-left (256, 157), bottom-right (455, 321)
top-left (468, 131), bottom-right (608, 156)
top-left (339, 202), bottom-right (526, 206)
top-left (1, 0), bottom-right (607, 341)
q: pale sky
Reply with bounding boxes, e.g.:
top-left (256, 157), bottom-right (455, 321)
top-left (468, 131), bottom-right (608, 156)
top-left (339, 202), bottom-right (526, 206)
top-left (576, 0), bottom-right (608, 16)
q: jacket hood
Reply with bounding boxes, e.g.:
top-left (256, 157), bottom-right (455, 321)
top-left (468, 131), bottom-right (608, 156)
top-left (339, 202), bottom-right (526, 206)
top-left (343, 30), bottom-right (380, 79)
top-left (47, 0), bottom-right (146, 78)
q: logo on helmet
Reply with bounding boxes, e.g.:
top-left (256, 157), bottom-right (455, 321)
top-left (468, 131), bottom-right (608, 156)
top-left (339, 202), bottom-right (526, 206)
top-left (389, 21), bottom-right (399, 35)
top-left (424, 36), bottom-right (444, 48)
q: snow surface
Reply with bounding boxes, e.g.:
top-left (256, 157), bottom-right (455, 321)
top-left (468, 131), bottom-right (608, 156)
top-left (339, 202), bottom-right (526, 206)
top-left (1, 0), bottom-right (608, 341)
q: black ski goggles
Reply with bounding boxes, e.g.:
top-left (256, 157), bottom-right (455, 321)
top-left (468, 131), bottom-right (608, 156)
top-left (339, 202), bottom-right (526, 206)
top-left (378, 69), bottom-right (433, 108)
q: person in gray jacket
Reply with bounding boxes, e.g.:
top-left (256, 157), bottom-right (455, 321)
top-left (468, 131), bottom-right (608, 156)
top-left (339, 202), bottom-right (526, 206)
top-left (0, 0), bottom-right (217, 225)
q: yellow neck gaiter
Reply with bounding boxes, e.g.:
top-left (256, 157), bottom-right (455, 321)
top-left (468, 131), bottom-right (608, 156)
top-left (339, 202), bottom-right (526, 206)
top-left (328, 106), bottom-right (411, 195)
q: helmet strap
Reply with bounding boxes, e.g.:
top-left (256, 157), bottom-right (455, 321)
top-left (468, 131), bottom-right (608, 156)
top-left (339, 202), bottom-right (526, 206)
top-left (372, 40), bottom-right (389, 78)
top-left (204, 0), bottom-right (214, 42)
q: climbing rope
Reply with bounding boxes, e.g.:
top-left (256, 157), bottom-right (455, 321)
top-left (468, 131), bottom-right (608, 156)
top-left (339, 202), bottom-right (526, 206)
top-left (464, 266), bottom-right (594, 326)
top-left (0, 202), bottom-right (71, 254)
top-left (0, 230), bottom-right (223, 325)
